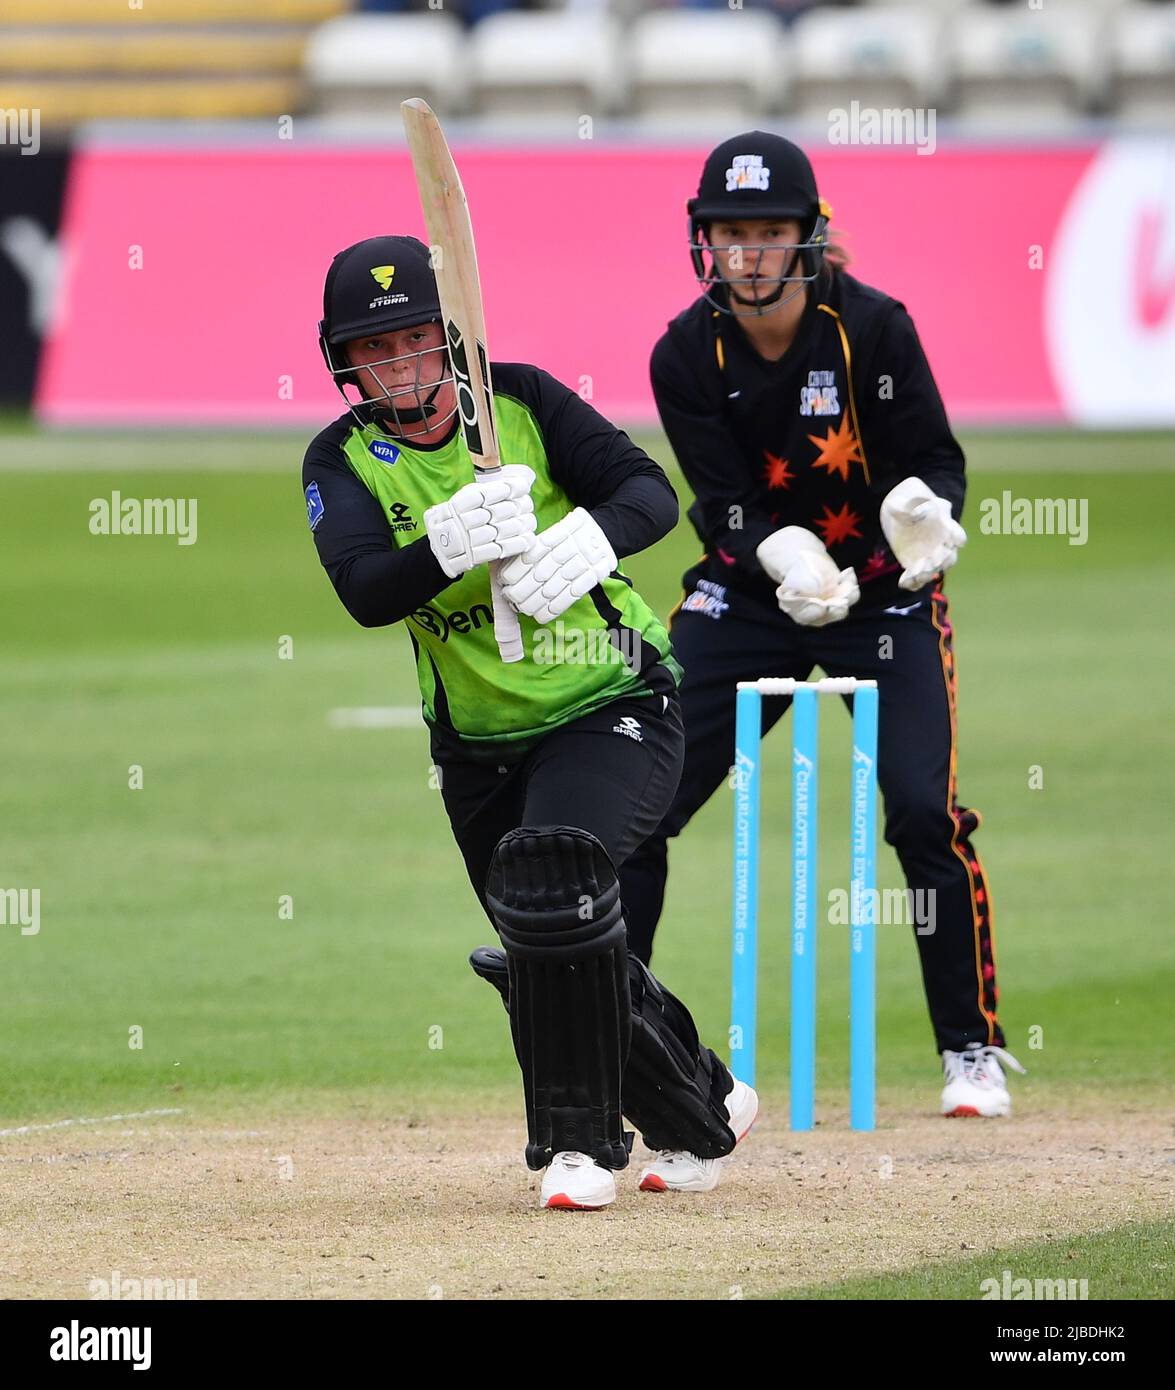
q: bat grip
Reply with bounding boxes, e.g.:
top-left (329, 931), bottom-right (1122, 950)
top-left (474, 465), bottom-right (525, 664)
top-left (489, 561), bottom-right (524, 664)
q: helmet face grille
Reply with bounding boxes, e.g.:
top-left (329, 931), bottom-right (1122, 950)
top-left (688, 215), bottom-right (829, 319)
top-left (320, 335), bottom-right (459, 437)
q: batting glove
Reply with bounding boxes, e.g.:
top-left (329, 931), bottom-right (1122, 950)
top-left (756, 526), bottom-right (859, 627)
top-left (880, 476), bottom-right (967, 591)
top-left (499, 507), bottom-right (618, 625)
top-left (424, 464), bottom-right (537, 580)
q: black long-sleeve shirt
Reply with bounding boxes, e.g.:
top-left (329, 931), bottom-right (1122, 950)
top-left (651, 266), bottom-right (965, 609)
top-left (303, 362), bottom-right (678, 628)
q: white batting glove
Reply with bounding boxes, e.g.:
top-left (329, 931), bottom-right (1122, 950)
top-left (756, 526), bottom-right (859, 627)
top-left (499, 507), bottom-right (618, 625)
top-left (424, 464), bottom-right (537, 580)
top-left (880, 476), bottom-right (967, 591)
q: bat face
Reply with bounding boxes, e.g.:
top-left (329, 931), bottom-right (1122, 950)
top-left (403, 96), bottom-right (522, 662)
top-left (445, 318), bottom-right (495, 464)
top-left (402, 98), bottom-right (501, 474)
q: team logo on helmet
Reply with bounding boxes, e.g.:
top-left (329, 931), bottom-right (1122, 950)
top-left (369, 265), bottom-right (396, 291)
top-left (725, 154), bottom-right (771, 193)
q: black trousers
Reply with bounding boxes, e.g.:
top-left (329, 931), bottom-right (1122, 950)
top-left (620, 582), bottom-right (1004, 1056)
top-left (442, 692), bottom-right (740, 1159)
top-left (439, 693), bottom-right (685, 926)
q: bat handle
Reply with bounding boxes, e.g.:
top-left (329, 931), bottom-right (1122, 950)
top-left (489, 561), bottom-right (524, 663)
top-left (474, 464), bottom-right (525, 663)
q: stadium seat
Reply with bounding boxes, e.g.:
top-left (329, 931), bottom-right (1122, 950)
top-left (1110, 4), bottom-right (1175, 127)
top-left (627, 11), bottom-right (789, 129)
top-left (950, 5), bottom-right (1107, 125)
top-left (469, 13), bottom-right (626, 121)
top-left (788, 7), bottom-right (946, 121)
top-left (305, 14), bottom-right (468, 121)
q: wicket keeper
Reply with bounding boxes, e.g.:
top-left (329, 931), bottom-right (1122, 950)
top-left (621, 133), bottom-right (1026, 1119)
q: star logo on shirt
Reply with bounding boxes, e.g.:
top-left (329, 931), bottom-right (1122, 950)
top-left (859, 545), bottom-right (899, 583)
top-left (813, 503), bottom-right (864, 546)
top-left (761, 450), bottom-right (794, 490)
top-left (807, 414), bottom-right (863, 481)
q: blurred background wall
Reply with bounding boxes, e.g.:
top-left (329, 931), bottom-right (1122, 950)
top-left (2, 0), bottom-right (1173, 425)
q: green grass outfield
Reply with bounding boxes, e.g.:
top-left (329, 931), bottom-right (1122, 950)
top-left (784, 1219), bottom-right (1174, 1301)
top-left (2, 426), bottom-right (1173, 1135)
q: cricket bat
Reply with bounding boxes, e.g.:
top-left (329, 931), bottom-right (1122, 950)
top-left (401, 97), bottom-right (524, 665)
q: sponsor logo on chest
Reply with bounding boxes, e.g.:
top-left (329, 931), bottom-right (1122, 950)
top-left (681, 578), bottom-right (729, 621)
top-left (410, 603), bottom-right (492, 640)
top-left (368, 438), bottom-right (400, 468)
top-left (799, 369), bottom-right (840, 417)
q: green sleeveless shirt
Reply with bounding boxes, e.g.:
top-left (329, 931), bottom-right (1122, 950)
top-left (338, 390), bottom-right (680, 757)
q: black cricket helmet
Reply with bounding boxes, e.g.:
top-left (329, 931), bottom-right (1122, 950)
top-left (687, 131), bottom-right (832, 317)
top-left (318, 234), bottom-right (456, 432)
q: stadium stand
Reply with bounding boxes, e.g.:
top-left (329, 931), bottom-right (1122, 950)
top-left (627, 11), bottom-right (790, 126)
top-left (788, 7), bottom-right (946, 120)
top-left (951, 5), bottom-right (1107, 123)
top-left (0, 0), bottom-right (346, 125)
top-left (1, 0), bottom-right (1172, 128)
top-left (305, 13), bottom-right (468, 120)
top-left (468, 12), bottom-right (628, 117)
top-left (1109, 3), bottom-right (1175, 126)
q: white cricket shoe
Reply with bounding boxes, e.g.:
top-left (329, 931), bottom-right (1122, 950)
top-left (540, 1151), bottom-right (617, 1210)
top-left (941, 1044), bottom-right (1026, 1118)
top-left (637, 1078), bottom-right (759, 1194)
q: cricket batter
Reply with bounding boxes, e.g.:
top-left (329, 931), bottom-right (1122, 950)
top-left (303, 235), bottom-right (756, 1207)
top-left (621, 133), bottom-right (1025, 1119)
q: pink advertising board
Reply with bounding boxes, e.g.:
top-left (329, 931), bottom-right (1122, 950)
top-left (37, 136), bottom-right (1175, 427)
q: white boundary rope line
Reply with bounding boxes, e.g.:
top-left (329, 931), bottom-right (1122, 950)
top-left (0, 1108), bottom-right (184, 1137)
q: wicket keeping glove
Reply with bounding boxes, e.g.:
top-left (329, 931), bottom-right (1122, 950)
top-left (756, 525), bottom-right (859, 627)
top-left (499, 507), bottom-right (618, 625)
top-left (880, 476), bottom-right (967, 591)
top-left (424, 465), bottom-right (537, 580)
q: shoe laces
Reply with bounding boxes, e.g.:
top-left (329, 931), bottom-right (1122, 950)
top-left (649, 1150), bottom-right (712, 1171)
top-left (945, 1044), bottom-right (1027, 1085)
top-left (553, 1151), bottom-right (593, 1170)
